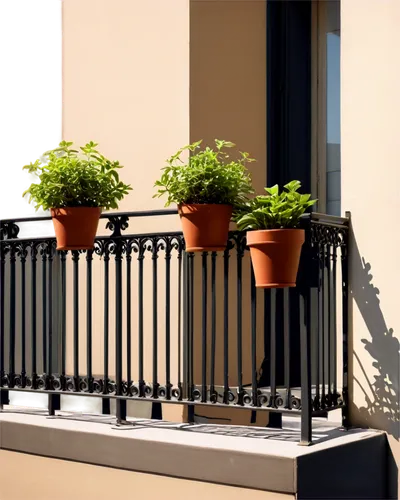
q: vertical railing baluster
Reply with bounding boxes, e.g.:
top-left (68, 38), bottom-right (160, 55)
top-left (283, 288), bottom-right (291, 408)
top-left (115, 241), bottom-right (126, 423)
top-left (31, 244), bottom-right (37, 389)
top-left (275, 289), bottom-right (284, 403)
top-left (49, 243), bottom-right (61, 413)
top-left (182, 250), bottom-right (195, 421)
top-left (126, 247), bottom-right (132, 390)
top-left (300, 225), bottom-right (317, 444)
top-left (236, 240), bottom-right (243, 402)
top-left (177, 243), bottom-right (183, 396)
top-left (250, 265), bottom-right (257, 406)
top-left (138, 244), bottom-right (144, 395)
top-left (223, 247), bottom-right (230, 404)
top-left (315, 242), bottom-right (321, 408)
top-left (320, 244), bottom-right (326, 407)
top-left (210, 252), bottom-right (217, 401)
top-left (300, 286), bottom-right (312, 445)
top-left (86, 250), bottom-right (93, 392)
top-left (201, 252), bottom-right (208, 403)
top-left (341, 228), bottom-right (349, 428)
top-left (165, 240), bottom-right (171, 398)
top-left (0, 238), bottom-right (4, 410)
top-left (48, 243), bottom-right (60, 415)
top-left (46, 244), bottom-right (61, 415)
top-left (327, 244), bottom-right (333, 405)
top-left (102, 248), bottom-right (110, 414)
top-left (48, 245), bottom-right (53, 379)
top-left (332, 245), bottom-right (338, 403)
top-left (263, 288), bottom-right (271, 390)
top-left (42, 245), bottom-right (47, 377)
top-left (270, 289), bottom-right (277, 407)
top-left (182, 252), bottom-right (188, 399)
top-left (60, 251), bottom-right (66, 386)
top-left (72, 250), bottom-right (79, 391)
top-left (9, 244), bottom-right (16, 387)
top-left (188, 252), bottom-right (194, 402)
top-left (0, 243), bottom-right (5, 390)
top-left (20, 246), bottom-right (27, 386)
top-left (152, 239), bottom-right (159, 398)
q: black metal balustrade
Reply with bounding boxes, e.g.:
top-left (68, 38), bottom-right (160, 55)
top-left (0, 210), bottom-right (349, 444)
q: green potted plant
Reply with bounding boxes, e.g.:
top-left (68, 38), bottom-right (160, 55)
top-left (23, 140), bottom-right (132, 250)
top-left (154, 139), bottom-right (254, 252)
top-left (236, 180), bottom-right (316, 288)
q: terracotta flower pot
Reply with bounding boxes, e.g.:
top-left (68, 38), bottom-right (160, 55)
top-left (178, 204), bottom-right (233, 252)
top-left (247, 229), bottom-right (305, 288)
top-left (51, 207), bottom-right (102, 251)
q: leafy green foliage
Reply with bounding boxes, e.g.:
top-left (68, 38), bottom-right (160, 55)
top-left (23, 141), bottom-right (132, 211)
top-left (154, 139), bottom-right (254, 208)
top-left (235, 180), bottom-right (317, 230)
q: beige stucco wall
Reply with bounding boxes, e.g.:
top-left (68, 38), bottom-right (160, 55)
top-left (62, 0), bottom-right (267, 425)
top-left (0, 450), bottom-right (293, 500)
top-left (341, 0), bottom-right (400, 495)
top-left (62, 0), bottom-right (189, 417)
top-left (63, 0), bottom-right (189, 235)
top-left (189, 0), bottom-right (267, 422)
top-left (190, 0), bottom-right (267, 191)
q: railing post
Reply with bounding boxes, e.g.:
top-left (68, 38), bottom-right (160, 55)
top-left (0, 390), bottom-right (9, 409)
top-left (0, 227), bottom-right (5, 410)
top-left (182, 251), bottom-right (194, 423)
top-left (299, 286), bottom-right (312, 445)
top-left (201, 251), bottom-right (208, 403)
top-left (0, 227), bottom-right (8, 402)
top-left (48, 242), bottom-right (54, 384)
top-left (115, 239), bottom-right (126, 424)
top-left (182, 252), bottom-right (188, 400)
top-left (102, 246), bottom-right (110, 415)
top-left (9, 243), bottom-right (16, 388)
top-left (47, 242), bottom-right (60, 416)
top-left (223, 246), bottom-right (230, 405)
top-left (48, 393), bottom-right (60, 416)
top-left (72, 250), bottom-right (80, 392)
top-left (210, 251), bottom-right (217, 403)
top-left (299, 224), bottom-right (313, 446)
top-left (188, 252), bottom-right (194, 405)
top-left (341, 212), bottom-right (350, 429)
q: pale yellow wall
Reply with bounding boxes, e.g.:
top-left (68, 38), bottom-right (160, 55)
top-left (341, 0), bottom-right (400, 495)
top-left (0, 450), bottom-right (293, 500)
top-left (62, 0), bottom-right (268, 425)
top-left (63, 0), bottom-right (189, 233)
top-left (189, 0), bottom-right (267, 424)
top-left (62, 0), bottom-right (189, 416)
top-left (190, 0), bottom-right (267, 192)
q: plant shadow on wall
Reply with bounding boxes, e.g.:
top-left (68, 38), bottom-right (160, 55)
top-left (350, 235), bottom-right (398, 496)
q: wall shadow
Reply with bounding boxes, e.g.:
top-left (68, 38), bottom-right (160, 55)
top-left (350, 233), bottom-right (399, 498)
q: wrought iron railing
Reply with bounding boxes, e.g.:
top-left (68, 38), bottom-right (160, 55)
top-left (0, 210), bottom-right (349, 444)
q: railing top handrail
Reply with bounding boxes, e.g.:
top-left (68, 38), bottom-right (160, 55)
top-left (307, 212), bottom-right (350, 226)
top-left (0, 208), bottom-right (179, 225)
top-left (0, 209), bottom-right (350, 233)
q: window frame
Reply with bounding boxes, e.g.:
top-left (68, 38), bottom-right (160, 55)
top-left (311, 0), bottom-right (341, 214)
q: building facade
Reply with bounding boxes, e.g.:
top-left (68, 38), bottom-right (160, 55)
top-left (0, 0), bottom-right (399, 498)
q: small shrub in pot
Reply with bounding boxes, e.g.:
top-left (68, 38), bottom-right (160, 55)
top-left (236, 180), bottom-right (316, 288)
top-left (154, 139), bottom-right (254, 251)
top-left (23, 141), bottom-right (132, 250)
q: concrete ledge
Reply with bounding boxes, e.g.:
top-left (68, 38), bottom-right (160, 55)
top-left (0, 412), bottom-right (387, 498)
top-left (0, 449), bottom-right (294, 500)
